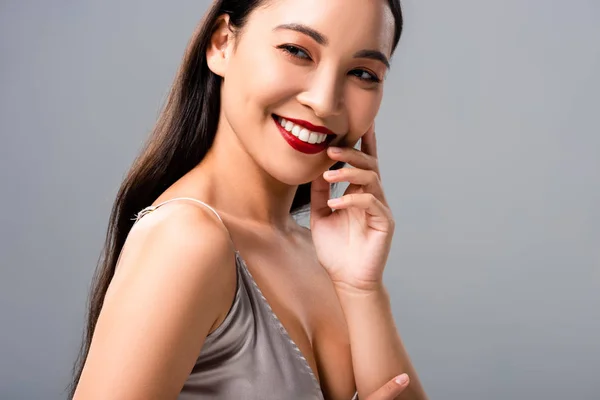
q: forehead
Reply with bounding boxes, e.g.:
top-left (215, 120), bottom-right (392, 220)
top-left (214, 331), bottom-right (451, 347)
top-left (249, 0), bottom-right (395, 56)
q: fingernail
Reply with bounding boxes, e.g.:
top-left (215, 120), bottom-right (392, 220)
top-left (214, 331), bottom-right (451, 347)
top-left (327, 198), bottom-right (342, 207)
top-left (394, 374), bottom-right (409, 385)
top-left (329, 146), bottom-right (342, 154)
top-left (324, 170), bottom-right (339, 178)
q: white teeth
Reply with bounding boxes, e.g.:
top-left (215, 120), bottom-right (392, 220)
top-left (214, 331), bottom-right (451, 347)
top-left (277, 116), bottom-right (328, 145)
top-left (299, 128), bottom-right (310, 141)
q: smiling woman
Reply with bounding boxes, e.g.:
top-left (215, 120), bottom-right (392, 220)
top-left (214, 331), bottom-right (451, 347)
top-left (69, 0), bottom-right (427, 399)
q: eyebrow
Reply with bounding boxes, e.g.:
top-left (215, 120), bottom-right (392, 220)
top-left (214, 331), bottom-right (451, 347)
top-left (273, 23), bottom-right (390, 69)
top-left (274, 23), bottom-right (328, 45)
top-left (354, 49), bottom-right (390, 69)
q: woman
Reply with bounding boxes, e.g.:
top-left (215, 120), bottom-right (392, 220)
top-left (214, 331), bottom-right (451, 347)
top-left (70, 0), bottom-right (427, 399)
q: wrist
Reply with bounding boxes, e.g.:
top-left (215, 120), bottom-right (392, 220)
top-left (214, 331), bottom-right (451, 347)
top-left (334, 282), bottom-right (396, 336)
top-left (333, 280), bottom-right (389, 302)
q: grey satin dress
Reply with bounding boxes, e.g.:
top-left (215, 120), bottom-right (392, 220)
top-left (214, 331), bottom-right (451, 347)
top-left (134, 198), bottom-right (359, 399)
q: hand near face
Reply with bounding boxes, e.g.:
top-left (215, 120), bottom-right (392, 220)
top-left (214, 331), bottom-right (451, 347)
top-left (310, 124), bottom-right (395, 293)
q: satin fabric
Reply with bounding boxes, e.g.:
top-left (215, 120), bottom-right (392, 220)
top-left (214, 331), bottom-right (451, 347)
top-left (134, 198), bottom-right (324, 399)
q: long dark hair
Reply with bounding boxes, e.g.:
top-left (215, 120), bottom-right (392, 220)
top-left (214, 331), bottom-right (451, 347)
top-left (68, 0), bottom-right (403, 397)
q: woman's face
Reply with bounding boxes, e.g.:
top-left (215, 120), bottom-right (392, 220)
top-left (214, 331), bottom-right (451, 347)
top-left (212, 0), bottom-right (395, 185)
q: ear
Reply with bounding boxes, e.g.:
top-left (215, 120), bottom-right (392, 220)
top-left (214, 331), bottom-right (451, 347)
top-left (206, 14), bottom-right (234, 78)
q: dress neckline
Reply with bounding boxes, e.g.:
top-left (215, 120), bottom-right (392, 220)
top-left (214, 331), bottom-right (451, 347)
top-left (233, 250), bottom-right (322, 392)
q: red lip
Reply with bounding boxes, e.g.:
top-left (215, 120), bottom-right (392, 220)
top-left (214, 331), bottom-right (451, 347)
top-left (278, 115), bottom-right (336, 136)
top-left (273, 115), bottom-right (330, 155)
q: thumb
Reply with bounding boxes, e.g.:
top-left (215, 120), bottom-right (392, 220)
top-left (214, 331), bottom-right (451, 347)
top-left (310, 173), bottom-right (332, 225)
top-left (364, 374), bottom-right (410, 400)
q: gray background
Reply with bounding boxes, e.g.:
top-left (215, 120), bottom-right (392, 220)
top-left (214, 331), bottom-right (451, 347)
top-left (1, 0), bottom-right (598, 399)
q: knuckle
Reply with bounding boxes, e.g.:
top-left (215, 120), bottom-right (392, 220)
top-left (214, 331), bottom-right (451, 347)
top-left (385, 381), bottom-right (397, 392)
top-left (335, 168), bottom-right (347, 178)
top-left (372, 158), bottom-right (380, 170)
top-left (382, 381), bottom-right (399, 396)
top-left (369, 170), bottom-right (379, 183)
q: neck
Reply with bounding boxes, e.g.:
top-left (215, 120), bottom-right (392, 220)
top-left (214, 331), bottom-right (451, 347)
top-left (188, 115), bottom-right (300, 231)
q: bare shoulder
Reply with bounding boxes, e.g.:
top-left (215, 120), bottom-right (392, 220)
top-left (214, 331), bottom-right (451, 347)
top-left (110, 201), bottom-right (237, 306)
top-left (125, 201), bottom-right (234, 267)
top-left (74, 201), bottom-right (237, 400)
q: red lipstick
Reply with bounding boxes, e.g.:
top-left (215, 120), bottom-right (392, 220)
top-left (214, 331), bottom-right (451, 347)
top-left (272, 114), bottom-right (335, 155)
top-left (281, 116), bottom-right (336, 136)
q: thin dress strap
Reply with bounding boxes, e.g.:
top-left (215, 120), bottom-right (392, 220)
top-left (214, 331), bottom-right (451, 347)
top-left (134, 197), bottom-right (222, 222)
top-left (133, 197), bottom-right (234, 246)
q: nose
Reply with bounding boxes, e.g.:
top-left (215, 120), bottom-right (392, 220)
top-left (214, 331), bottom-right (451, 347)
top-left (296, 67), bottom-right (344, 118)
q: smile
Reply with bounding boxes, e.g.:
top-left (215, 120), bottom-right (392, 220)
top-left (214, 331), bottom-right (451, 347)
top-left (272, 114), bottom-right (336, 155)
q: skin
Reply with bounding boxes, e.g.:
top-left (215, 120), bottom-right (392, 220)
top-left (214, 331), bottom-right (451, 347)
top-left (73, 0), bottom-right (428, 399)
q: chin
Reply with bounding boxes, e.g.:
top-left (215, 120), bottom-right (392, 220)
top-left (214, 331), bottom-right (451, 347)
top-left (262, 157), bottom-right (329, 186)
top-left (271, 168), bottom-right (323, 186)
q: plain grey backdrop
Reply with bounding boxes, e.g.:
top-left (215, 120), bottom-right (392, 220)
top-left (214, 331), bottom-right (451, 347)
top-left (1, 0), bottom-right (599, 399)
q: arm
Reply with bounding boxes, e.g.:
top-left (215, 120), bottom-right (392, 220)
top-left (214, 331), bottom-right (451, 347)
top-left (336, 283), bottom-right (427, 400)
top-left (73, 204), bottom-right (237, 400)
top-left (312, 127), bottom-right (428, 400)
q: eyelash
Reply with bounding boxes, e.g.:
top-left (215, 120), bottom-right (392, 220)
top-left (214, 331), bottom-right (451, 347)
top-left (277, 44), bottom-right (382, 84)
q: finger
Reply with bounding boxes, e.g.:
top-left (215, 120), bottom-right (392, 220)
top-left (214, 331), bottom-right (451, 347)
top-left (327, 147), bottom-right (379, 175)
top-left (323, 168), bottom-right (385, 203)
top-left (327, 193), bottom-right (394, 232)
top-left (361, 123), bottom-right (378, 159)
top-left (310, 174), bottom-right (332, 224)
top-left (364, 374), bottom-right (410, 400)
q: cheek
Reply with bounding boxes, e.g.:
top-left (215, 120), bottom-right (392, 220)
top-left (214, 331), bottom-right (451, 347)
top-left (227, 47), bottom-right (302, 114)
top-left (344, 87), bottom-right (383, 145)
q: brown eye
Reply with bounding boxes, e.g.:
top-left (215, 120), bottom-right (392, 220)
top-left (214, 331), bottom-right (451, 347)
top-left (277, 44), bottom-right (312, 61)
top-left (349, 69), bottom-right (381, 83)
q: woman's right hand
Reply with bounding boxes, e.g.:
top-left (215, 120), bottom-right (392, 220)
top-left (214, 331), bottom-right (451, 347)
top-left (363, 373), bottom-right (410, 400)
